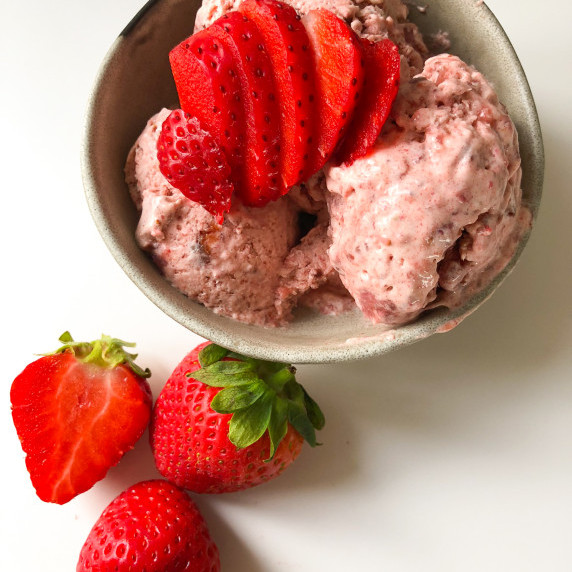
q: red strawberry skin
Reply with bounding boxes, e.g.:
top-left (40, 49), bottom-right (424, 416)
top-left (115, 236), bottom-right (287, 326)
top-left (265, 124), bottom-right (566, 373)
top-left (77, 479), bottom-right (220, 572)
top-left (211, 12), bottom-right (284, 207)
top-left (170, 30), bottom-right (246, 190)
top-left (10, 337), bottom-right (152, 505)
top-left (335, 38), bottom-right (401, 164)
top-left (302, 9), bottom-right (365, 170)
top-left (157, 109), bottom-right (234, 223)
top-left (150, 343), bottom-right (304, 494)
top-left (239, 0), bottom-right (317, 187)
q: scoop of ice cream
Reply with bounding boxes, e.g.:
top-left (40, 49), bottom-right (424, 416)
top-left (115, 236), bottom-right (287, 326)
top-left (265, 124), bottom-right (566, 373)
top-left (277, 231), bottom-right (356, 318)
top-left (126, 108), bottom-right (301, 327)
top-left (325, 54), bottom-right (531, 326)
top-left (274, 171), bottom-right (356, 319)
top-left (194, 0), bottom-right (427, 78)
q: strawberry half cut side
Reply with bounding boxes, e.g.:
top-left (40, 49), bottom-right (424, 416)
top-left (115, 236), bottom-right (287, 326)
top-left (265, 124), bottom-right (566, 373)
top-left (10, 332), bottom-right (152, 505)
top-left (157, 109), bottom-right (234, 224)
top-left (302, 8), bottom-right (365, 172)
top-left (239, 0), bottom-right (318, 188)
top-left (335, 38), bottom-right (401, 165)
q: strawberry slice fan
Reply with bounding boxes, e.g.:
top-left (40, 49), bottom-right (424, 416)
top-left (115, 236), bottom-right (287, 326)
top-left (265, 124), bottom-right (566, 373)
top-left (210, 11), bottom-right (284, 206)
top-left (239, 0), bottom-right (318, 186)
top-left (301, 8), bottom-right (365, 168)
top-left (334, 37), bottom-right (401, 164)
top-left (164, 0), bottom-right (400, 219)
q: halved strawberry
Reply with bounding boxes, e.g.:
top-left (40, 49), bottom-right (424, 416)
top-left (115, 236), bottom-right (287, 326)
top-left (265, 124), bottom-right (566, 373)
top-left (10, 332), bottom-right (152, 505)
top-left (157, 109), bottom-right (234, 224)
top-left (239, 0), bottom-right (317, 187)
top-left (335, 38), bottom-right (401, 165)
top-left (169, 30), bottom-right (246, 190)
top-left (211, 12), bottom-right (283, 207)
top-left (302, 9), bottom-right (365, 171)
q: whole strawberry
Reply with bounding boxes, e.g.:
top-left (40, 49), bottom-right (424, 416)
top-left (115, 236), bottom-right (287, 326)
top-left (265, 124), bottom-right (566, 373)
top-left (151, 342), bottom-right (324, 494)
top-left (77, 479), bottom-right (220, 572)
top-left (10, 332), bottom-right (152, 504)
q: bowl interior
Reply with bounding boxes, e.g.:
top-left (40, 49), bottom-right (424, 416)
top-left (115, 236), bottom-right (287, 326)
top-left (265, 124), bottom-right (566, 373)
top-left (82, 0), bottom-right (544, 363)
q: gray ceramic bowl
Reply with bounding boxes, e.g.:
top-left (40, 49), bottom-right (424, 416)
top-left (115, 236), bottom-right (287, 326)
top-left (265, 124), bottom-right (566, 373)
top-left (82, 0), bottom-right (544, 363)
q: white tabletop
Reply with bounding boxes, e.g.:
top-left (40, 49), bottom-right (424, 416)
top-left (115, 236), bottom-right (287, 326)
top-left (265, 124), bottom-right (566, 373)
top-left (2, 0), bottom-right (571, 570)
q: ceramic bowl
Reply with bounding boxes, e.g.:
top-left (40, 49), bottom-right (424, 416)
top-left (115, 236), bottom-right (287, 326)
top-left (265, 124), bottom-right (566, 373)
top-left (82, 0), bottom-right (544, 363)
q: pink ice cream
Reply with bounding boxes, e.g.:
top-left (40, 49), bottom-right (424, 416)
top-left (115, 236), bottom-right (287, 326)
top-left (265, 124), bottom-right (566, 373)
top-left (126, 109), bottom-right (301, 326)
top-left (126, 0), bottom-right (531, 329)
top-left (126, 109), bottom-right (348, 326)
top-left (325, 54), bottom-right (531, 325)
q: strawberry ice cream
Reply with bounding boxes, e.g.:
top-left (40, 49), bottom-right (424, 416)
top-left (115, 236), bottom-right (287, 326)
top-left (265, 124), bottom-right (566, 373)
top-left (326, 54), bottom-right (531, 325)
top-left (127, 109), bottom-right (299, 326)
top-left (126, 109), bottom-right (350, 326)
top-left (126, 0), bottom-right (532, 329)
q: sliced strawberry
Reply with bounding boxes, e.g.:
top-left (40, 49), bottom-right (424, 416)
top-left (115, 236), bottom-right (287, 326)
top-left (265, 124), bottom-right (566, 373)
top-left (239, 0), bottom-right (317, 187)
top-left (169, 31), bottom-right (246, 190)
top-left (211, 12), bottom-right (283, 207)
top-left (302, 9), bottom-right (365, 171)
top-left (157, 109), bottom-right (234, 224)
top-left (335, 38), bottom-right (401, 165)
top-left (10, 333), bottom-right (152, 505)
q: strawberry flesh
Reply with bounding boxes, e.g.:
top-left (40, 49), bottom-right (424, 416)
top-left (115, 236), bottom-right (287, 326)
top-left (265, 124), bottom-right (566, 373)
top-left (157, 109), bottom-right (234, 223)
top-left (302, 9), bottom-right (365, 171)
top-left (211, 12), bottom-right (284, 206)
top-left (11, 352), bottom-right (152, 505)
top-left (335, 38), bottom-right (401, 164)
top-left (169, 30), bottom-right (246, 191)
top-left (239, 0), bottom-right (317, 187)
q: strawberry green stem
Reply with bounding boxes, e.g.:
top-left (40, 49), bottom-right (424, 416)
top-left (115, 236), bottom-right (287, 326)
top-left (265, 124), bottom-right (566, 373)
top-left (50, 332), bottom-right (151, 378)
top-left (266, 367), bottom-right (296, 395)
top-left (193, 344), bottom-right (324, 458)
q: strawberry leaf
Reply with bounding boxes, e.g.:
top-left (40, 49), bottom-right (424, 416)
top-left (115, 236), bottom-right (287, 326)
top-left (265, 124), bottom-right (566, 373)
top-left (229, 390), bottom-right (274, 449)
top-left (284, 379), bottom-right (320, 447)
top-left (191, 361), bottom-right (258, 387)
top-left (267, 398), bottom-right (288, 460)
top-left (198, 344), bottom-right (229, 367)
top-left (303, 387), bottom-right (325, 431)
top-left (288, 401), bottom-right (318, 448)
top-left (226, 351), bottom-right (258, 365)
top-left (59, 331), bottom-right (74, 344)
top-left (191, 349), bottom-right (325, 453)
top-left (211, 381), bottom-right (267, 413)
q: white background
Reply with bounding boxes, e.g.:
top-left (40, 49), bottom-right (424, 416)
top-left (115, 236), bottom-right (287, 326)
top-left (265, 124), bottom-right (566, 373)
top-left (1, 0), bottom-right (571, 570)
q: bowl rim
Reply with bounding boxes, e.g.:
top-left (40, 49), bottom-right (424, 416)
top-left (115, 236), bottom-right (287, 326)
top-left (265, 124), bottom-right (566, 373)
top-left (81, 0), bottom-right (544, 363)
